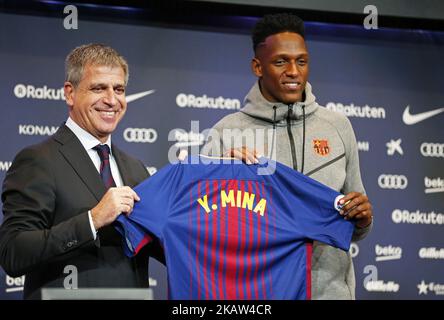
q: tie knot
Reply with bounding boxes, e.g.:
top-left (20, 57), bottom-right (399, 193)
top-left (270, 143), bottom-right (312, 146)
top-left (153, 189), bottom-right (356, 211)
top-left (93, 144), bottom-right (111, 161)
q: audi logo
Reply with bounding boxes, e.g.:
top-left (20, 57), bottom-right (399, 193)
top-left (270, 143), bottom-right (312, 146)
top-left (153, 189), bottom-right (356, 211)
top-left (378, 174), bottom-right (408, 190)
top-left (123, 128), bottom-right (158, 143)
top-left (420, 143), bottom-right (444, 158)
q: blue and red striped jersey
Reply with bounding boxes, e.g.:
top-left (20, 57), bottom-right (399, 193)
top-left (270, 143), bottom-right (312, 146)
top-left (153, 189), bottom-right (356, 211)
top-left (116, 156), bottom-right (354, 300)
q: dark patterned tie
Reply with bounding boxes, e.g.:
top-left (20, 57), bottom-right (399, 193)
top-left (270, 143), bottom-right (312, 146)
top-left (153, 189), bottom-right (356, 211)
top-left (93, 144), bottom-right (120, 245)
top-left (93, 144), bottom-right (116, 189)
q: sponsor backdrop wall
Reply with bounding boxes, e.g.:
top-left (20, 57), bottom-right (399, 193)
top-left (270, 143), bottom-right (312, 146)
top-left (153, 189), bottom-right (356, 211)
top-left (0, 12), bottom-right (443, 300)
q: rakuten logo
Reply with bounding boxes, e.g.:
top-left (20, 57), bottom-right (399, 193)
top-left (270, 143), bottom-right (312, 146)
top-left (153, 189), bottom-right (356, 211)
top-left (420, 143), bottom-right (444, 158)
top-left (424, 177), bottom-right (444, 194)
top-left (19, 124), bottom-right (59, 136)
top-left (419, 247), bottom-right (444, 259)
top-left (375, 244), bottom-right (402, 262)
top-left (392, 209), bottom-right (444, 225)
top-left (326, 102), bottom-right (386, 119)
top-left (378, 174), bottom-right (408, 190)
top-left (349, 242), bottom-right (359, 258)
top-left (176, 93), bottom-right (240, 110)
top-left (123, 128), bottom-right (158, 143)
top-left (0, 161), bottom-right (12, 171)
top-left (365, 280), bottom-right (399, 292)
top-left (14, 84), bottom-right (64, 100)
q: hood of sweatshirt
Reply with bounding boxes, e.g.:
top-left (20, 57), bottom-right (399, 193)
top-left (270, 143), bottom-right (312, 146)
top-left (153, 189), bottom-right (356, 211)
top-left (240, 81), bottom-right (319, 123)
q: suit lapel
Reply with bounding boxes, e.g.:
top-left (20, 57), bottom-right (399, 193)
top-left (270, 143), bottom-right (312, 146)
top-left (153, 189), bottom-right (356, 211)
top-left (55, 125), bottom-right (106, 201)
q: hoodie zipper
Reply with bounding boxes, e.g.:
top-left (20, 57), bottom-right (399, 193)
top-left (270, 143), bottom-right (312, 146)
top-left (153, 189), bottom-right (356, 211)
top-left (287, 104), bottom-right (298, 171)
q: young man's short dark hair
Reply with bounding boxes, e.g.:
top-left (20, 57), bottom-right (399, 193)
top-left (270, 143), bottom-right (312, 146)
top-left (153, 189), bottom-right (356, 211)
top-left (252, 13), bottom-right (305, 53)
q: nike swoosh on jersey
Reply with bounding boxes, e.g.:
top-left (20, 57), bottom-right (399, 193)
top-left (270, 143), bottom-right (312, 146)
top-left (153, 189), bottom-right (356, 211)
top-left (126, 89), bottom-right (155, 103)
top-left (402, 106), bottom-right (444, 125)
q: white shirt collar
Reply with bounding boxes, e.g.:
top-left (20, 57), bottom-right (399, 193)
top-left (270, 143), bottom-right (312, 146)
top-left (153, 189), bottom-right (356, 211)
top-left (65, 117), bottom-right (112, 154)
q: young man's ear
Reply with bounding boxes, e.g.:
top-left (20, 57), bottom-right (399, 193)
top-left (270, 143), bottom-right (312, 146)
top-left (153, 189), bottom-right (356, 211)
top-left (64, 82), bottom-right (75, 108)
top-left (251, 58), bottom-right (263, 77)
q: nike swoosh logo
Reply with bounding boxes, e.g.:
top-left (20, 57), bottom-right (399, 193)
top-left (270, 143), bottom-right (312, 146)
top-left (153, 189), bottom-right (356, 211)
top-left (402, 106), bottom-right (444, 125)
top-left (126, 89), bottom-right (155, 103)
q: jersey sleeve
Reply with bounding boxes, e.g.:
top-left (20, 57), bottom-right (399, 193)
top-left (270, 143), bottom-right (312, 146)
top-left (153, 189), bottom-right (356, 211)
top-left (272, 160), bottom-right (354, 251)
top-left (115, 162), bottom-right (182, 256)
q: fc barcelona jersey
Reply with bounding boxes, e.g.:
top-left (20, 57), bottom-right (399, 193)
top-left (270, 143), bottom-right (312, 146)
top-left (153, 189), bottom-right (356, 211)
top-left (116, 156), bottom-right (354, 300)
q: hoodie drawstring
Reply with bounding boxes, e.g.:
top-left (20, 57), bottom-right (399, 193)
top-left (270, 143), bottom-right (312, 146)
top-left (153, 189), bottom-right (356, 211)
top-left (286, 104), bottom-right (298, 171)
top-left (301, 105), bottom-right (306, 174)
top-left (286, 103), bottom-right (306, 174)
top-left (270, 105), bottom-right (277, 160)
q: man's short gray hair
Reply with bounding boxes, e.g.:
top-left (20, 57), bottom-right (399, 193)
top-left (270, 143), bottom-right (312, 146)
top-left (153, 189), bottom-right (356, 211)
top-left (65, 43), bottom-right (129, 87)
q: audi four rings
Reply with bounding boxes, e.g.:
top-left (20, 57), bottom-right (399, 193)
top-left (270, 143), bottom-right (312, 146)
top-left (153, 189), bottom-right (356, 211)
top-left (123, 128), bottom-right (158, 143)
top-left (378, 174), bottom-right (408, 189)
top-left (420, 143), bottom-right (444, 157)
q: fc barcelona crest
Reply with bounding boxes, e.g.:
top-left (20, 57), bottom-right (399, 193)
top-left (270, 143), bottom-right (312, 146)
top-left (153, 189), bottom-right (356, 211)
top-left (313, 139), bottom-right (330, 156)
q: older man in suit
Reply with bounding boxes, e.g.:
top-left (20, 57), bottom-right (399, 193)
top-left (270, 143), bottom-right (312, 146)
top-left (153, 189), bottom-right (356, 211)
top-left (0, 44), bottom-right (161, 299)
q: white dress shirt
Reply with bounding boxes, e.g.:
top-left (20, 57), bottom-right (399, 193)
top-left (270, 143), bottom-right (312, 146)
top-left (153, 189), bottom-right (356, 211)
top-left (66, 117), bottom-right (124, 239)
